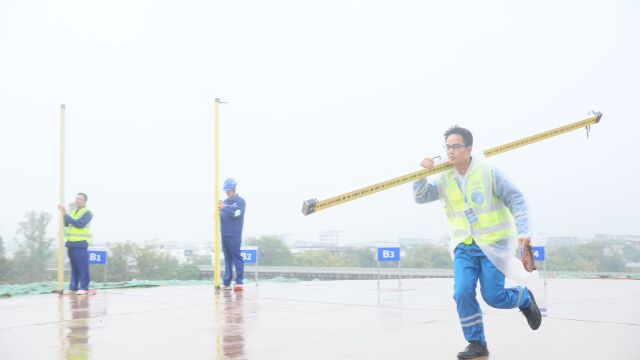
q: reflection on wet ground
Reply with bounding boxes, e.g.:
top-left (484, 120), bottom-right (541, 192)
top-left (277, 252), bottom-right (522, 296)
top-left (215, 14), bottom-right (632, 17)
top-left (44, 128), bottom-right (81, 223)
top-left (65, 296), bottom-right (90, 359)
top-left (0, 278), bottom-right (638, 359)
top-left (221, 290), bottom-right (245, 360)
top-left (57, 290), bottom-right (108, 360)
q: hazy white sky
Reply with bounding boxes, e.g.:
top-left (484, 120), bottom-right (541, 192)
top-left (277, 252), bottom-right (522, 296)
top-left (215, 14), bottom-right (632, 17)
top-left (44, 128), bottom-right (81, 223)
top-left (1, 0), bottom-right (638, 248)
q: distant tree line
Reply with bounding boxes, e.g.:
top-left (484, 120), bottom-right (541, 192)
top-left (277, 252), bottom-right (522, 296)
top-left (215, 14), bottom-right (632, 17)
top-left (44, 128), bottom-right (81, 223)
top-left (1, 212), bottom-right (639, 284)
top-left (90, 242), bottom-right (200, 282)
top-left (0, 211), bottom-right (200, 284)
top-left (244, 236), bottom-right (453, 269)
top-left (545, 241), bottom-right (630, 272)
top-left (0, 212), bottom-right (54, 283)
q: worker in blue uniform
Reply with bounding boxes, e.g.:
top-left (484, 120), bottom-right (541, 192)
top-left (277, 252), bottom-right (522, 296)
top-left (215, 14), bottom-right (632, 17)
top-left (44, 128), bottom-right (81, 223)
top-left (219, 178), bottom-right (247, 291)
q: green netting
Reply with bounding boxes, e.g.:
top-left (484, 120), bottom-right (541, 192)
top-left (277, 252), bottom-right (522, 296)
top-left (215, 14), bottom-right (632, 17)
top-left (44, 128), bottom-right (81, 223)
top-left (1, 272), bottom-right (637, 298)
top-left (0, 277), bottom-right (306, 297)
top-left (0, 282), bottom-right (59, 297)
top-left (0, 280), bottom-right (211, 297)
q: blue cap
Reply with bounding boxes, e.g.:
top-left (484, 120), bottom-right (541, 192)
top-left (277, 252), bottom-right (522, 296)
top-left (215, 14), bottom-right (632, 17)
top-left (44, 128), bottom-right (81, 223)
top-left (222, 178), bottom-right (237, 191)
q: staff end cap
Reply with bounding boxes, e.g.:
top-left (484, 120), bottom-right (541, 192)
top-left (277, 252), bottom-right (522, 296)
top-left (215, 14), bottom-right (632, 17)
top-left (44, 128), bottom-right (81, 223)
top-left (302, 198), bottom-right (318, 216)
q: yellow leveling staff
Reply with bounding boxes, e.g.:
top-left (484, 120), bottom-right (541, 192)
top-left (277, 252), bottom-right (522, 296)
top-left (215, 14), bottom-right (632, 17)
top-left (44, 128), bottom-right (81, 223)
top-left (57, 104), bottom-right (66, 293)
top-left (302, 112), bottom-right (602, 216)
top-left (214, 98), bottom-right (222, 289)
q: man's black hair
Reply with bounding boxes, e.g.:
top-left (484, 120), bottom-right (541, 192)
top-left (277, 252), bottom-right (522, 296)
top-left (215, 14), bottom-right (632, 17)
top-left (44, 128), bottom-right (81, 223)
top-left (444, 126), bottom-right (473, 146)
top-left (78, 193), bottom-right (88, 201)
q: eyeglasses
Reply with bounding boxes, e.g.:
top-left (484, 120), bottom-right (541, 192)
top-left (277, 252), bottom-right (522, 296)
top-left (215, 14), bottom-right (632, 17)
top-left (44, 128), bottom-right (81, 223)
top-left (443, 144), bottom-right (467, 152)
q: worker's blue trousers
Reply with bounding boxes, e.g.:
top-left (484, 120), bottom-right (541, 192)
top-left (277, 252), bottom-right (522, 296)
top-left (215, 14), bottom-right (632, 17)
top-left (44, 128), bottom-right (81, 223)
top-left (222, 235), bottom-right (244, 285)
top-left (453, 242), bottom-right (531, 344)
top-left (68, 247), bottom-right (90, 291)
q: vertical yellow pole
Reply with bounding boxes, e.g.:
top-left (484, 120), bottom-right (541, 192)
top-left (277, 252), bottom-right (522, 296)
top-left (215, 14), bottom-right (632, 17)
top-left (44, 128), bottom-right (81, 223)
top-left (57, 104), bottom-right (66, 293)
top-left (213, 98), bottom-right (221, 288)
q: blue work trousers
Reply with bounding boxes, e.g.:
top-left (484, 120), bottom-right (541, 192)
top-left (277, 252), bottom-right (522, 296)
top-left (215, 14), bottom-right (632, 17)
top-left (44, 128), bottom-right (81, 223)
top-left (68, 247), bottom-right (90, 291)
top-left (222, 235), bottom-right (244, 285)
top-left (453, 242), bottom-right (531, 344)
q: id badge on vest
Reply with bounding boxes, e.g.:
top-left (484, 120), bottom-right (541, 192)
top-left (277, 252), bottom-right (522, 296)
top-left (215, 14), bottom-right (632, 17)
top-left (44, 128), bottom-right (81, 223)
top-left (464, 207), bottom-right (479, 224)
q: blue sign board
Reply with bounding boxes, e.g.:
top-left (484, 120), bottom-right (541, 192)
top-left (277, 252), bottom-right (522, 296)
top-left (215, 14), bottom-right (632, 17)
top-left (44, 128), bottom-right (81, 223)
top-left (240, 246), bottom-right (258, 264)
top-left (88, 247), bottom-right (107, 265)
top-left (377, 246), bottom-right (400, 262)
top-left (532, 246), bottom-right (545, 261)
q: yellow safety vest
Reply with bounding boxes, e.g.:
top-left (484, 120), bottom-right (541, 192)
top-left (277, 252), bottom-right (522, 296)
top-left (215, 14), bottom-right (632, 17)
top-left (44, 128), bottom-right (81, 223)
top-left (437, 161), bottom-right (515, 246)
top-left (65, 207), bottom-right (92, 243)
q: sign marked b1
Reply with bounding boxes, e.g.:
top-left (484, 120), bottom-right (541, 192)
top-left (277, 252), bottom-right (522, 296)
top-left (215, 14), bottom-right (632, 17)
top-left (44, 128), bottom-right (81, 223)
top-left (240, 246), bottom-right (258, 264)
top-left (532, 246), bottom-right (545, 261)
top-left (88, 247), bottom-right (107, 265)
top-left (377, 245), bottom-right (400, 262)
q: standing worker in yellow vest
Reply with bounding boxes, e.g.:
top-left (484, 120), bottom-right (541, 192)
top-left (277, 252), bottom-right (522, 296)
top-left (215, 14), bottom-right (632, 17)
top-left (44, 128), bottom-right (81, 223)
top-left (414, 126), bottom-right (541, 359)
top-left (58, 192), bottom-right (94, 295)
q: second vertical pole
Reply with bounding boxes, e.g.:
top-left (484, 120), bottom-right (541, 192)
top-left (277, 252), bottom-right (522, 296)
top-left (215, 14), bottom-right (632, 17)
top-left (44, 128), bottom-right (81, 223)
top-left (213, 99), bottom-right (221, 289)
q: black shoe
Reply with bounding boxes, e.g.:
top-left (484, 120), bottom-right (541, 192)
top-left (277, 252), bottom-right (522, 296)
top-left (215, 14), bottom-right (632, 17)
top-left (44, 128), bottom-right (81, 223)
top-left (520, 289), bottom-right (542, 330)
top-left (457, 341), bottom-right (489, 359)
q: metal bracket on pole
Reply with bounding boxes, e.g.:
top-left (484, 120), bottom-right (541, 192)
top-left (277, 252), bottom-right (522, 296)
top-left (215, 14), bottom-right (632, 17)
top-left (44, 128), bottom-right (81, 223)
top-left (586, 111), bottom-right (602, 139)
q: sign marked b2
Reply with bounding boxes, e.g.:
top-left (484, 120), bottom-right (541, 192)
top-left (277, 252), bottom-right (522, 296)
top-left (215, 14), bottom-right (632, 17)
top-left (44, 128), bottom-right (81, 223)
top-left (240, 246), bottom-right (258, 264)
top-left (377, 246), bottom-right (400, 262)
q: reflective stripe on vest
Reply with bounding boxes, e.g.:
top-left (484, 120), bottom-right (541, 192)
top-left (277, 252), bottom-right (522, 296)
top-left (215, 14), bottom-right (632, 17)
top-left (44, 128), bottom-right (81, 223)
top-left (437, 161), bottom-right (515, 245)
top-left (65, 207), bottom-right (92, 242)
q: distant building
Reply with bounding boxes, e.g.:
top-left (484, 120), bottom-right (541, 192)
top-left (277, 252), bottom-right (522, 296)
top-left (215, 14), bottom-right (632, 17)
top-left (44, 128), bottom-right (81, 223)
top-left (398, 237), bottom-right (442, 247)
top-left (319, 231), bottom-right (341, 247)
top-left (594, 234), bottom-right (640, 242)
top-left (140, 239), bottom-right (214, 264)
top-left (625, 262), bottom-right (640, 270)
top-left (277, 233), bottom-right (294, 246)
top-left (547, 236), bottom-right (585, 246)
top-left (398, 237), bottom-right (426, 247)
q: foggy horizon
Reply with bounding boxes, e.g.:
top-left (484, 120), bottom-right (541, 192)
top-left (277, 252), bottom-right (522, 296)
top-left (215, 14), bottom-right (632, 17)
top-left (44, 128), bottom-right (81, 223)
top-left (1, 1), bottom-right (638, 250)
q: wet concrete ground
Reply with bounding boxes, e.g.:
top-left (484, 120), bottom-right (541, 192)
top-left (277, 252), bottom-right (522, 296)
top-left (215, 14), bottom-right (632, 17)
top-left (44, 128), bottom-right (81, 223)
top-left (0, 278), bottom-right (638, 359)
